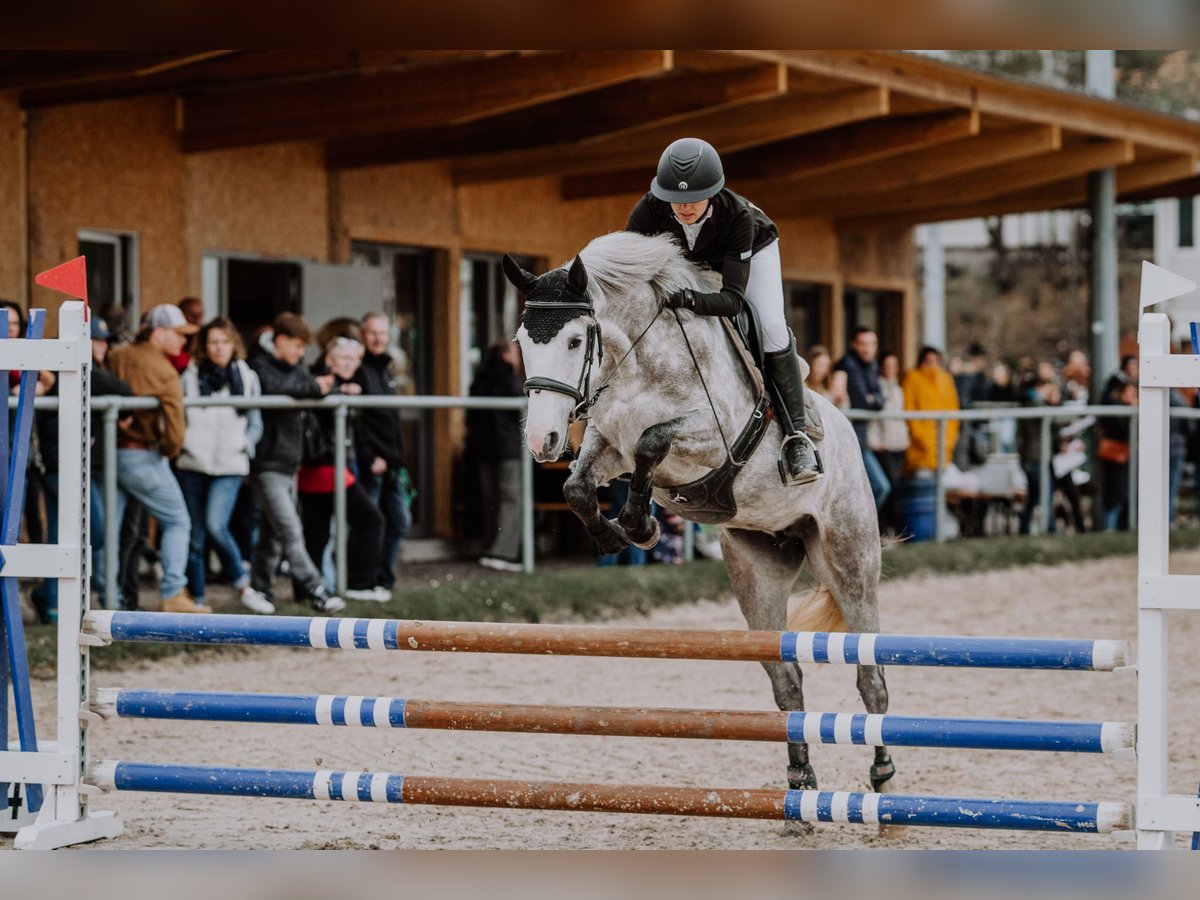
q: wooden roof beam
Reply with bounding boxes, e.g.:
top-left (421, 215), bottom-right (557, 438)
top-left (456, 84), bottom-right (889, 185)
top-left (769, 124), bottom-right (1061, 201)
top-left (182, 50), bottom-right (674, 152)
top-left (561, 107), bottom-right (978, 200)
top-left (779, 138), bottom-right (1134, 219)
top-left (326, 63), bottom-right (785, 171)
top-left (840, 153), bottom-right (1197, 227)
top-left (731, 51), bottom-right (1200, 155)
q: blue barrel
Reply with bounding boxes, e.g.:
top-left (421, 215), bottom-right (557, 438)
top-left (901, 477), bottom-right (937, 542)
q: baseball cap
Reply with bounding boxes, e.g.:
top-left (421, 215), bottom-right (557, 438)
top-left (90, 317), bottom-right (112, 341)
top-left (145, 304), bottom-right (199, 334)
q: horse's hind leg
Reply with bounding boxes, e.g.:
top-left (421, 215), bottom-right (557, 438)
top-left (799, 518), bottom-right (896, 796)
top-left (719, 527), bottom-right (816, 793)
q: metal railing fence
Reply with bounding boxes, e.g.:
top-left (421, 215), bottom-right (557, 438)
top-left (19, 394), bottom-right (1178, 605)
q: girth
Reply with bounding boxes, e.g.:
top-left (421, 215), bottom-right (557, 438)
top-left (654, 395), bottom-right (773, 525)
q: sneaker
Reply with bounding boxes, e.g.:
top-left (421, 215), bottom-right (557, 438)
top-left (343, 586), bottom-right (392, 603)
top-left (161, 591), bottom-right (212, 614)
top-left (239, 585), bottom-right (276, 615)
top-left (479, 556), bottom-right (523, 573)
top-left (308, 593), bottom-right (346, 614)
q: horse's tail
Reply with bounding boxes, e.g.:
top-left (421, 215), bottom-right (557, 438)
top-left (786, 584), bottom-right (846, 633)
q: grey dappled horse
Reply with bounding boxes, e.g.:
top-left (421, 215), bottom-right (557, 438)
top-left (506, 232), bottom-right (895, 801)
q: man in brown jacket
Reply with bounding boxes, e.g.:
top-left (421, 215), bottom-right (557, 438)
top-left (107, 304), bottom-right (205, 613)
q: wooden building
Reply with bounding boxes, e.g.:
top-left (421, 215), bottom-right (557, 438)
top-left (1, 51), bottom-right (1198, 541)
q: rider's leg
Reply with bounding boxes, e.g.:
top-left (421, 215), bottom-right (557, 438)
top-left (746, 241), bottom-right (821, 485)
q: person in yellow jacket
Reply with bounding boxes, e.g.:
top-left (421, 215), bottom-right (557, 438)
top-left (902, 346), bottom-right (960, 473)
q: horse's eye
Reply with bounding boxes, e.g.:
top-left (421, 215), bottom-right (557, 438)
top-left (568, 336), bottom-right (583, 350)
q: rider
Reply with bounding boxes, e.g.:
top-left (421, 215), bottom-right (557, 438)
top-left (625, 137), bottom-right (821, 485)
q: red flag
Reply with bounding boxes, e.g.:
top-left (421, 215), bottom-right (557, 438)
top-left (35, 256), bottom-right (88, 302)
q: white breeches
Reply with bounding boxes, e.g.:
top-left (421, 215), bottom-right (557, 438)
top-left (745, 239), bottom-right (789, 352)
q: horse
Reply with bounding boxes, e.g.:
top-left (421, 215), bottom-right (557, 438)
top-left (504, 231), bottom-right (895, 803)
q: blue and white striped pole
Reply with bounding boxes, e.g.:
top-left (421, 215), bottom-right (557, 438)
top-left (84, 611), bottom-right (1132, 672)
top-left (93, 689), bottom-right (1136, 755)
top-left (85, 760), bottom-right (1131, 834)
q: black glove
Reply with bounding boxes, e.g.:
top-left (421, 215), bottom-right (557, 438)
top-left (664, 288), bottom-right (696, 311)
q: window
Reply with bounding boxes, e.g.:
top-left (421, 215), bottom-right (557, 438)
top-left (460, 252), bottom-right (537, 392)
top-left (785, 282), bottom-right (831, 354)
top-left (1179, 196), bottom-right (1195, 248)
top-left (78, 229), bottom-right (137, 332)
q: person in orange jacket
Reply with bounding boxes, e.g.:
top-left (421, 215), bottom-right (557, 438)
top-left (901, 346), bottom-right (961, 473)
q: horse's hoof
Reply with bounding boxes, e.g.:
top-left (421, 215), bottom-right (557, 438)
top-left (627, 517), bottom-right (660, 550)
top-left (787, 764), bottom-right (817, 792)
top-left (590, 519), bottom-right (631, 555)
top-left (869, 758), bottom-right (896, 793)
top-left (781, 819), bottom-right (815, 837)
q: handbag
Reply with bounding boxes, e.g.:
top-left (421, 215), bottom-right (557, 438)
top-left (1097, 436), bottom-right (1130, 465)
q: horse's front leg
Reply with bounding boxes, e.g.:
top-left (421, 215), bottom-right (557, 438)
top-left (563, 430), bottom-right (631, 556)
top-left (617, 413), bottom-right (715, 549)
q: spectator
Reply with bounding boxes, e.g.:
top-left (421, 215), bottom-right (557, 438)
top-left (805, 344), bottom-right (849, 409)
top-left (986, 362), bottom-right (1021, 455)
top-left (355, 312), bottom-right (411, 591)
top-left (297, 335), bottom-right (387, 602)
top-left (1168, 388), bottom-right (1191, 525)
top-left (178, 296), bottom-right (204, 328)
top-left (868, 351), bottom-right (908, 534)
top-left (835, 326), bottom-right (889, 513)
top-left (1098, 356), bottom-right (1138, 531)
top-left (902, 346), bottom-right (960, 474)
top-left (1061, 350), bottom-right (1091, 405)
top-left (32, 317), bottom-right (132, 620)
top-left (953, 342), bottom-right (991, 470)
top-left (1017, 374), bottom-right (1085, 534)
top-left (175, 317), bottom-right (271, 613)
top-left (468, 342), bottom-right (526, 572)
top-left (106, 304), bottom-right (204, 613)
top-left (247, 313), bottom-right (346, 613)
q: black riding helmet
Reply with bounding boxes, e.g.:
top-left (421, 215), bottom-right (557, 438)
top-left (650, 138), bottom-right (725, 203)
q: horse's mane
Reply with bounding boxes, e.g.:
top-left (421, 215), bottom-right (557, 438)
top-left (573, 231), bottom-right (715, 309)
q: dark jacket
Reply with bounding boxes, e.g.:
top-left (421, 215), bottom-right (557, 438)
top-left (37, 367), bottom-right (132, 475)
top-left (467, 354), bottom-right (523, 464)
top-left (834, 351), bottom-right (884, 446)
top-left (248, 336), bottom-right (323, 474)
top-left (353, 350), bottom-right (405, 471)
top-left (300, 359), bottom-right (358, 469)
top-left (626, 188), bottom-right (779, 317)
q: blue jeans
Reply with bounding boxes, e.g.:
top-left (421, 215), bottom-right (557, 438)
top-left (36, 474), bottom-right (108, 612)
top-left (861, 446), bottom-right (891, 512)
top-left (359, 466), bottom-right (412, 588)
top-left (116, 449), bottom-right (190, 599)
top-left (176, 470), bottom-right (249, 603)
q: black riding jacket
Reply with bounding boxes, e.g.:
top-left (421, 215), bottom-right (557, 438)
top-left (626, 187), bottom-right (779, 317)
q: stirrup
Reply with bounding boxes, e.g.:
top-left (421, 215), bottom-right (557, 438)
top-left (778, 431), bottom-right (823, 486)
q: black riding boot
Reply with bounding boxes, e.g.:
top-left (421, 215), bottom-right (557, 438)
top-left (764, 332), bottom-right (822, 485)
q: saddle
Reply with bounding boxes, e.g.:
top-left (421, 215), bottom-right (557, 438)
top-left (652, 307), bottom-right (824, 524)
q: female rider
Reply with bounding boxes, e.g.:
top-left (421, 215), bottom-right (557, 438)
top-left (626, 137), bottom-right (820, 484)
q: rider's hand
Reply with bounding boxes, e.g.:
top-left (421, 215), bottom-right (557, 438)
top-left (664, 289), bottom-right (695, 311)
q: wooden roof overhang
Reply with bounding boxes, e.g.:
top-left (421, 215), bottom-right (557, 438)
top-left (7, 50), bottom-right (1200, 226)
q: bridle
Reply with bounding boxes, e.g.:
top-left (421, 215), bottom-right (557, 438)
top-left (521, 299), bottom-right (603, 423)
top-left (522, 295), bottom-right (661, 425)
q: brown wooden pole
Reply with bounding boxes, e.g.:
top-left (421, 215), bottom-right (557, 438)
top-left (402, 700), bottom-right (787, 742)
top-left (386, 620), bottom-right (786, 660)
top-left (400, 776), bottom-right (790, 819)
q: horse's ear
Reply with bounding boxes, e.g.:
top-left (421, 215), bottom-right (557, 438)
top-left (567, 255), bottom-right (588, 294)
top-left (502, 254), bottom-right (538, 294)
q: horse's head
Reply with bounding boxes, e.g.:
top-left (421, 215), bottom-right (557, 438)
top-left (503, 253), bottom-right (596, 462)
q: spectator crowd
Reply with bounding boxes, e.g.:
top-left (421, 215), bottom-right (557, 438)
top-left (805, 328), bottom-right (1174, 540)
top-left (7, 299), bottom-right (416, 623)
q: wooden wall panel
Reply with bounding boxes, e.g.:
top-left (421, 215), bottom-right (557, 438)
top-left (185, 141), bottom-right (329, 292)
top-left (0, 93), bottom-right (24, 304)
top-left (26, 96), bottom-right (187, 331)
top-left (333, 161), bottom-right (458, 250)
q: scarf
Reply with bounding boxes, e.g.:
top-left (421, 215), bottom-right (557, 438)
top-left (196, 359), bottom-right (245, 398)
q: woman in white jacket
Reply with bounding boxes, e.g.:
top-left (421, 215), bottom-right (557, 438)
top-left (175, 317), bottom-right (271, 613)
